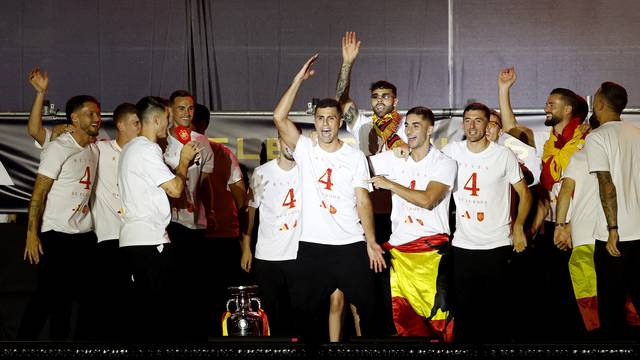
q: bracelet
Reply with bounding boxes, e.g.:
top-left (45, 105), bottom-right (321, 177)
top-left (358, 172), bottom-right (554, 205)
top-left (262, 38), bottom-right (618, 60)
top-left (555, 222), bottom-right (567, 228)
top-left (608, 225), bottom-right (618, 231)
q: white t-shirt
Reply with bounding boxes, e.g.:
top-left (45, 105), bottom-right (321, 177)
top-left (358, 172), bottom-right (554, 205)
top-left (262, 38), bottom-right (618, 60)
top-left (163, 130), bottom-right (214, 229)
top-left (293, 135), bottom-right (372, 245)
top-left (562, 150), bottom-right (603, 247)
top-left (38, 133), bottom-right (99, 234)
top-left (36, 127), bottom-right (111, 149)
top-left (118, 136), bottom-right (176, 247)
top-left (584, 121), bottom-right (640, 242)
top-left (498, 132), bottom-right (541, 187)
top-left (369, 148), bottom-right (457, 246)
top-left (347, 112), bottom-right (407, 156)
top-left (249, 159), bottom-right (300, 261)
top-left (92, 140), bottom-right (124, 242)
top-left (442, 141), bottom-right (523, 250)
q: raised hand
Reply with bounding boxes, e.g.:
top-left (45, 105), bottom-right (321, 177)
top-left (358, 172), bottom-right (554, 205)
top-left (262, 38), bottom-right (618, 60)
top-left (342, 31), bottom-right (361, 65)
top-left (28, 67), bottom-right (49, 94)
top-left (294, 53), bottom-right (319, 83)
top-left (498, 67), bottom-right (517, 90)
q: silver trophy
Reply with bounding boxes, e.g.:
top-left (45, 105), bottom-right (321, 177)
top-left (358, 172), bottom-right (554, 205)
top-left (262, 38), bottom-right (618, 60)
top-left (224, 285), bottom-right (266, 336)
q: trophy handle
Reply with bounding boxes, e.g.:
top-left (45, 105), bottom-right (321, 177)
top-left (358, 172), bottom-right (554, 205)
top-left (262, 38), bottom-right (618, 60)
top-left (250, 297), bottom-right (262, 311)
top-left (226, 299), bottom-right (236, 312)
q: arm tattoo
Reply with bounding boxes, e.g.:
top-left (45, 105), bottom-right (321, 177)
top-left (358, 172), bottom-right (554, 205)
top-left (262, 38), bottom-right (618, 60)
top-left (27, 175), bottom-right (54, 234)
top-left (596, 171), bottom-right (618, 227)
top-left (343, 106), bottom-right (357, 126)
top-left (336, 63), bottom-right (352, 101)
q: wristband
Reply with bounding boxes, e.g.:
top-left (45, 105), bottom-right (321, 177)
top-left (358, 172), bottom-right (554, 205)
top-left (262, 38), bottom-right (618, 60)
top-left (607, 225), bottom-right (618, 231)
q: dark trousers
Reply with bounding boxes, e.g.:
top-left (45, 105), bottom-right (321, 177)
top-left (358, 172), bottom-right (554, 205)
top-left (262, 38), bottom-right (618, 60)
top-left (452, 245), bottom-right (511, 343)
top-left (18, 231), bottom-right (96, 341)
top-left (120, 243), bottom-right (175, 342)
top-left (253, 259), bottom-right (296, 336)
top-left (594, 239), bottom-right (640, 340)
top-left (290, 241), bottom-right (376, 343)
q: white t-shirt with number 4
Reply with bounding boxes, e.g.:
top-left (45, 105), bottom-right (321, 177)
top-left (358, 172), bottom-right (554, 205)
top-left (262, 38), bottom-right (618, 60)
top-left (249, 159), bottom-right (300, 261)
top-left (38, 133), bottom-right (98, 234)
top-left (369, 148), bottom-right (457, 246)
top-left (92, 140), bottom-right (125, 242)
top-left (293, 135), bottom-right (372, 245)
top-left (442, 141), bottom-right (523, 250)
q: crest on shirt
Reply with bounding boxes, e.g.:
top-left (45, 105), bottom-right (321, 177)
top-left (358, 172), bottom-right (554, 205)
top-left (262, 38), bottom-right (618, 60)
top-left (477, 212), bottom-right (485, 222)
top-left (174, 125), bottom-right (192, 144)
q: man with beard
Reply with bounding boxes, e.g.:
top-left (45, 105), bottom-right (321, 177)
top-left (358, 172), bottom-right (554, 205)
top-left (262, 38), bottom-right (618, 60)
top-left (583, 82), bottom-right (640, 340)
top-left (442, 102), bottom-right (532, 343)
top-left (368, 106), bottom-right (456, 340)
top-left (274, 54), bottom-right (386, 342)
top-left (20, 95), bottom-right (101, 340)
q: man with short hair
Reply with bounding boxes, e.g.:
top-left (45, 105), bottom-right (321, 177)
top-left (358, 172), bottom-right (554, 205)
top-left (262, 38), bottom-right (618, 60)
top-left (442, 102), bottom-right (532, 343)
top-left (89, 102), bottom-right (140, 340)
top-left (274, 54), bottom-right (386, 342)
top-left (118, 96), bottom-right (197, 341)
top-left (336, 32), bottom-right (408, 157)
top-left (583, 81), bottom-right (640, 340)
top-left (369, 106), bottom-right (456, 340)
top-left (20, 94), bottom-right (101, 340)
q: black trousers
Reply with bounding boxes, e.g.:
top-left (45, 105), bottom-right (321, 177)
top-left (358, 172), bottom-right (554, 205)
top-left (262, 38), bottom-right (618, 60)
top-left (120, 243), bottom-right (175, 342)
top-left (290, 241), bottom-right (376, 343)
top-left (18, 231), bottom-right (96, 341)
top-left (451, 245), bottom-right (511, 343)
top-left (253, 259), bottom-right (296, 336)
top-left (594, 239), bottom-right (640, 340)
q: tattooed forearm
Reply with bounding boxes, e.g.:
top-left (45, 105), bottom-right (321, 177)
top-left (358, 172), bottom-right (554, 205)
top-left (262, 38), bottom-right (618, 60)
top-left (596, 171), bottom-right (618, 228)
top-left (27, 174), bottom-right (53, 234)
top-left (336, 63), bottom-right (352, 102)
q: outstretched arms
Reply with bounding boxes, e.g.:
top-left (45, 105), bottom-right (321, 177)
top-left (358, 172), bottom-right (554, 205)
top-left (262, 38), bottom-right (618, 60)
top-left (274, 54), bottom-right (318, 149)
top-left (336, 31), bottom-right (360, 129)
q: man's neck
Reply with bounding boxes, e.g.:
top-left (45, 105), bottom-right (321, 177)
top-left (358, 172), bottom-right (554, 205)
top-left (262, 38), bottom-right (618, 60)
top-left (318, 139), bottom-right (343, 153)
top-left (140, 128), bottom-right (157, 143)
top-left (466, 137), bottom-right (490, 153)
top-left (277, 157), bottom-right (296, 171)
top-left (597, 111), bottom-right (621, 125)
top-left (410, 141), bottom-right (430, 162)
top-left (553, 118), bottom-right (571, 135)
top-left (70, 127), bottom-right (91, 147)
top-left (116, 134), bottom-right (132, 149)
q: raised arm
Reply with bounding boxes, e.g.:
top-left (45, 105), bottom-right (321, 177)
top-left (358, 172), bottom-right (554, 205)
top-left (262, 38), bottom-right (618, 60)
top-left (336, 31), bottom-right (360, 128)
top-left (27, 67), bottom-right (49, 146)
top-left (512, 179), bottom-right (533, 253)
top-left (595, 171), bottom-right (620, 257)
top-left (498, 67), bottom-right (535, 148)
top-left (24, 174), bottom-right (54, 264)
top-left (273, 54), bottom-right (318, 149)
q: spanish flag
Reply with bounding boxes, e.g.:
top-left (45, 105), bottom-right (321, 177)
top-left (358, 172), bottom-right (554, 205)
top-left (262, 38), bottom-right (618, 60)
top-left (383, 234), bottom-right (454, 341)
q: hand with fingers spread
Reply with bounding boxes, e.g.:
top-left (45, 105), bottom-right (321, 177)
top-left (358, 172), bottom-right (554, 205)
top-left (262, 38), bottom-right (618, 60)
top-left (498, 67), bottom-right (517, 91)
top-left (341, 31), bottom-right (361, 65)
top-left (29, 67), bottom-right (49, 94)
top-left (367, 241), bottom-right (386, 273)
top-left (293, 54), bottom-right (319, 83)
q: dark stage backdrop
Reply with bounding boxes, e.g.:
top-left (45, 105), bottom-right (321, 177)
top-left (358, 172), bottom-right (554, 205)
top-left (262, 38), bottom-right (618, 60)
top-left (1, 0), bottom-right (639, 113)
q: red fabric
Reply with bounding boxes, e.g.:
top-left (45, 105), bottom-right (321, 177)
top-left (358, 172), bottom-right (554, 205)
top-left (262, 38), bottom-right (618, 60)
top-left (576, 296), bottom-right (600, 332)
top-left (203, 141), bottom-right (241, 238)
top-left (382, 234), bottom-right (449, 253)
top-left (625, 296), bottom-right (640, 327)
top-left (540, 118), bottom-right (583, 191)
top-left (392, 296), bottom-right (453, 341)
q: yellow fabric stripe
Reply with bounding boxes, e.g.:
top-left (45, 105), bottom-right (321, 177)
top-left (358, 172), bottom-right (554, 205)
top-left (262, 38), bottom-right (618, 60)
top-left (569, 244), bottom-right (597, 299)
top-left (221, 311), bottom-right (231, 336)
top-left (390, 248), bottom-right (448, 321)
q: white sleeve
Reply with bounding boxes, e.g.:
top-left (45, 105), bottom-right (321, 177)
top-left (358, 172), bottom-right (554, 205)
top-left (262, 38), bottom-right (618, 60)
top-left (368, 150), bottom-right (393, 176)
top-left (353, 151), bottom-right (373, 191)
top-left (562, 156), bottom-right (579, 181)
top-left (505, 150), bottom-right (524, 185)
top-left (347, 112), bottom-right (369, 136)
top-left (441, 143), bottom-right (454, 158)
top-left (37, 141), bottom-right (67, 179)
top-left (227, 150), bottom-right (243, 185)
top-left (248, 169), bottom-right (261, 208)
top-left (34, 127), bottom-right (52, 150)
top-left (431, 156), bottom-right (457, 189)
top-left (143, 145), bottom-right (176, 187)
top-left (292, 135), bottom-right (311, 162)
top-left (584, 135), bottom-right (609, 173)
top-left (198, 136), bottom-right (215, 174)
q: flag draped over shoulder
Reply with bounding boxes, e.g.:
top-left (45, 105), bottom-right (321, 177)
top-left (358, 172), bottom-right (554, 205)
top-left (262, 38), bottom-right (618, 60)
top-left (540, 118), bottom-right (586, 191)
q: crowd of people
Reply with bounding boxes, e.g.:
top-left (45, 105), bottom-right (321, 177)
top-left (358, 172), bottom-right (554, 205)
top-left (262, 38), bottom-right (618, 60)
top-left (18, 32), bottom-right (640, 343)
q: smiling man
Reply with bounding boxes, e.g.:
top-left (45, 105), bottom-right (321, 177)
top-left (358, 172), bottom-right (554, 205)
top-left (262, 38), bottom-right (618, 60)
top-left (273, 54), bottom-right (386, 342)
top-left (368, 106), bottom-right (456, 340)
top-left (20, 95), bottom-right (101, 340)
top-left (442, 102), bottom-right (532, 343)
